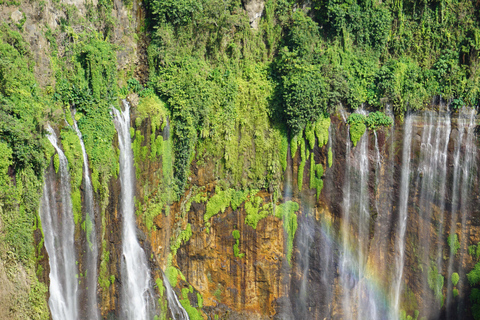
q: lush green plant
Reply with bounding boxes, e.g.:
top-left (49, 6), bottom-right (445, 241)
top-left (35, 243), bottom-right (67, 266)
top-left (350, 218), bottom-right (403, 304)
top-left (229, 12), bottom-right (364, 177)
top-left (365, 111), bottom-right (393, 130)
top-left (448, 233), bottom-right (461, 255)
top-left (232, 230), bottom-right (244, 258)
top-left (347, 113), bottom-right (367, 147)
top-left (275, 201), bottom-right (299, 265)
top-left (453, 288), bottom-right (459, 298)
top-left (245, 196), bottom-right (273, 230)
top-left (427, 263), bottom-right (444, 303)
top-left (328, 147), bottom-right (333, 168)
top-left (452, 272), bottom-right (460, 287)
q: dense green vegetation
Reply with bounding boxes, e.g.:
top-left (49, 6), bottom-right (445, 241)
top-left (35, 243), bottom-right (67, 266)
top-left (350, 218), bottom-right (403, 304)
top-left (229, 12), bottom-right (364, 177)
top-left (4, 0), bottom-right (480, 317)
top-left (0, 23), bottom-right (49, 319)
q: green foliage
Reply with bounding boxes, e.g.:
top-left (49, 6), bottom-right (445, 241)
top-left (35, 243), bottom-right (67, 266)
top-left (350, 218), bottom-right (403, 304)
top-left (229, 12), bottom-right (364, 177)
top-left (448, 233), bottom-right (461, 256)
top-left (347, 113), bottom-right (366, 147)
top-left (468, 263), bottom-right (480, 286)
top-left (427, 263), bottom-right (444, 303)
top-left (290, 134), bottom-right (299, 159)
top-left (275, 201), bottom-right (299, 265)
top-left (298, 138), bottom-right (306, 191)
top-left (453, 288), bottom-right (459, 298)
top-left (170, 223), bottom-right (192, 256)
top-left (315, 114), bottom-right (330, 147)
top-left (365, 111), bottom-right (393, 131)
top-left (305, 122), bottom-right (315, 150)
top-left (204, 188), bottom-right (233, 222)
top-left (244, 196), bottom-right (273, 229)
top-left (471, 288), bottom-right (480, 320)
top-left (310, 153), bottom-right (324, 200)
top-left (280, 132), bottom-right (288, 172)
top-left (54, 33), bottom-right (119, 216)
top-left (165, 266), bottom-right (180, 288)
top-left (452, 272), bottom-right (460, 286)
top-left (98, 241), bottom-right (111, 289)
top-left (328, 147), bottom-right (333, 168)
top-left (232, 229), bottom-right (244, 258)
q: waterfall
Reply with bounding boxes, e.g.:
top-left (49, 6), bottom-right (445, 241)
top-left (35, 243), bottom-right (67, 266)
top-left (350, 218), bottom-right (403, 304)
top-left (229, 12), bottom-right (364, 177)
top-left (41, 126), bottom-right (79, 320)
top-left (446, 107), bottom-right (477, 318)
top-left (71, 112), bottom-right (100, 320)
top-left (113, 100), bottom-right (154, 320)
top-left (340, 108), bottom-right (377, 319)
top-left (163, 273), bottom-right (189, 320)
top-left (392, 113), bottom-right (413, 320)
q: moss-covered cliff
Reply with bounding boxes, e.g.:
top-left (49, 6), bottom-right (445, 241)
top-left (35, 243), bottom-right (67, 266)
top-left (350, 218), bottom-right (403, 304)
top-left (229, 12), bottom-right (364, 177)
top-left (2, 0), bottom-right (480, 319)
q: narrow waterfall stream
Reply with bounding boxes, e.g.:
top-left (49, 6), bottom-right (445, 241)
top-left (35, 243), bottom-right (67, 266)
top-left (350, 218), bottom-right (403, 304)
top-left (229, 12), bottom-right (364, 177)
top-left (392, 113), bottom-right (413, 319)
top-left (163, 273), bottom-right (189, 320)
top-left (340, 109), bottom-right (376, 319)
top-left (113, 100), bottom-right (154, 320)
top-left (72, 112), bottom-right (100, 320)
top-left (41, 126), bottom-right (79, 320)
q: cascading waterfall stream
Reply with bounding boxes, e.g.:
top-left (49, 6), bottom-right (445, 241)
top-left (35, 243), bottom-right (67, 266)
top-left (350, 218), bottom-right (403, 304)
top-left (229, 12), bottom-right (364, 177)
top-left (392, 113), bottom-right (413, 320)
top-left (446, 107), bottom-right (477, 318)
top-left (163, 273), bottom-right (189, 320)
top-left (340, 108), bottom-right (377, 319)
top-left (410, 110), bottom-right (450, 316)
top-left (41, 126), bottom-right (79, 320)
top-left (113, 100), bottom-right (154, 320)
top-left (72, 112), bottom-right (100, 320)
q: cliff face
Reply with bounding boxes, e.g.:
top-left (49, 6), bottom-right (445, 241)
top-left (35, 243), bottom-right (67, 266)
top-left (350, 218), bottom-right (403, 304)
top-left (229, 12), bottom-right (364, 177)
top-left (2, 0), bottom-right (480, 319)
top-left (117, 105), bottom-right (480, 320)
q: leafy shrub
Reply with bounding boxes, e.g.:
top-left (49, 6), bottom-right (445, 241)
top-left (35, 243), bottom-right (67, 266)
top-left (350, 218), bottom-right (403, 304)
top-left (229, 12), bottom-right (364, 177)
top-left (275, 201), bottom-right (299, 264)
top-left (347, 113), bottom-right (366, 147)
top-left (448, 233), bottom-right (461, 255)
top-left (428, 264), bottom-right (444, 303)
top-left (365, 111), bottom-right (393, 130)
top-left (452, 272), bottom-right (460, 286)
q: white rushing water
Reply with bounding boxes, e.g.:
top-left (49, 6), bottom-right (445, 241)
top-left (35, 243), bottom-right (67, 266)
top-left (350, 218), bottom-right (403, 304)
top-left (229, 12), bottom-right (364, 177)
top-left (71, 112), bottom-right (100, 320)
top-left (340, 108), bottom-right (377, 319)
top-left (163, 273), bottom-right (189, 320)
top-left (113, 100), bottom-right (154, 320)
top-left (41, 126), bottom-right (79, 320)
top-left (446, 107), bottom-right (477, 318)
top-left (392, 113), bottom-right (413, 320)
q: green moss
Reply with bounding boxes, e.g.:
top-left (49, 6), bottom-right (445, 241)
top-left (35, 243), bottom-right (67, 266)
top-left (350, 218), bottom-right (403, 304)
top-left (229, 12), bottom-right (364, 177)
top-left (347, 114), bottom-right (367, 147)
top-left (452, 272), bottom-right (460, 286)
top-left (196, 293), bottom-right (203, 308)
top-left (280, 133), bottom-right (288, 171)
top-left (427, 263), bottom-right (444, 303)
top-left (231, 190), bottom-right (249, 211)
top-left (298, 139), bottom-right (306, 191)
top-left (156, 277), bottom-right (165, 297)
top-left (315, 115), bottom-right (330, 147)
top-left (98, 240), bottom-right (111, 289)
top-left (275, 201), bottom-right (300, 265)
top-left (448, 233), bottom-right (461, 255)
top-left (453, 288), bottom-right (459, 298)
top-left (232, 230), bottom-right (245, 258)
top-left (165, 266), bottom-right (179, 287)
top-left (204, 188), bottom-right (234, 222)
top-left (81, 214), bottom-right (94, 250)
top-left (290, 134), bottom-right (299, 159)
top-left (328, 147), bottom-right (333, 168)
top-left (170, 223), bottom-right (192, 256)
top-left (305, 122), bottom-right (315, 150)
top-left (309, 153), bottom-right (324, 200)
top-left (53, 154), bottom-right (60, 173)
top-left (244, 196), bottom-right (273, 229)
top-left (179, 286), bottom-right (204, 320)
